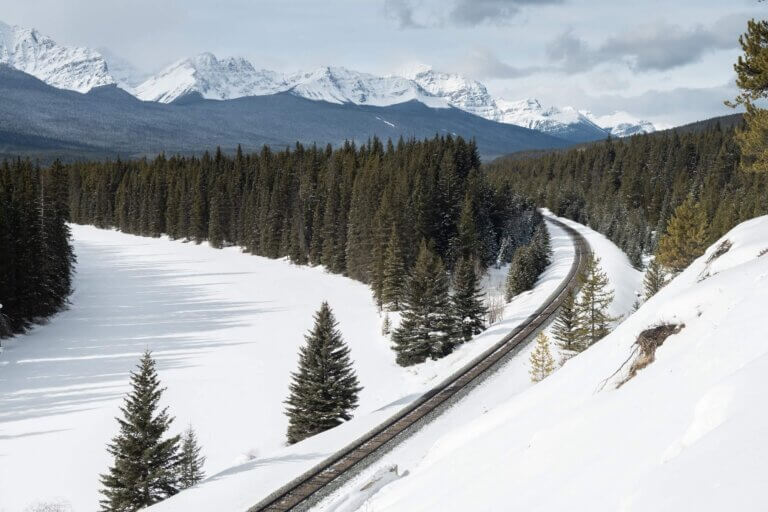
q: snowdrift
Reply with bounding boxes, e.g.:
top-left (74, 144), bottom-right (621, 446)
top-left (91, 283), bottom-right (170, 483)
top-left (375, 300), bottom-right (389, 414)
top-left (335, 216), bottom-right (768, 511)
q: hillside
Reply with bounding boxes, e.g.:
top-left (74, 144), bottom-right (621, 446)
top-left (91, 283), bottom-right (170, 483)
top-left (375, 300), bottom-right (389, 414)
top-left (313, 215), bottom-right (768, 512)
top-left (0, 65), bottom-right (569, 160)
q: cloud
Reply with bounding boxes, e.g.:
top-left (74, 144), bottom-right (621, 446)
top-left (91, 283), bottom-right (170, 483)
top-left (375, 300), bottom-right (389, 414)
top-left (449, 0), bottom-right (564, 26)
top-left (547, 14), bottom-right (746, 73)
top-left (457, 49), bottom-right (541, 79)
top-left (587, 82), bottom-right (739, 127)
top-left (384, 0), bottom-right (563, 29)
top-left (383, 0), bottom-right (424, 29)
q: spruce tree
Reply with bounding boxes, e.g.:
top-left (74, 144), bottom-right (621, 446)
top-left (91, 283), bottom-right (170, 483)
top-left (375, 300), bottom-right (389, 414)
top-left (729, 18), bottom-right (768, 173)
top-left (575, 255), bottom-right (616, 347)
top-left (178, 426), bottom-right (206, 489)
top-left (551, 288), bottom-right (582, 362)
top-left (285, 302), bottom-right (362, 444)
top-left (529, 332), bottom-right (555, 383)
top-left (392, 241), bottom-right (457, 366)
top-left (381, 226), bottom-right (406, 311)
top-left (451, 256), bottom-right (487, 343)
top-left (643, 259), bottom-right (667, 300)
top-left (100, 351), bottom-right (180, 512)
top-left (505, 245), bottom-right (536, 301)
top-left (656, 198), bottom-right (709, 272)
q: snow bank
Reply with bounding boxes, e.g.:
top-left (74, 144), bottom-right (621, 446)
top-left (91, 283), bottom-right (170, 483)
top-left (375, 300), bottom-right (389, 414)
top-left (0, 219), bottom-right (576, 512)
top-left (339, 216), bottom-right (768, 512)
top-left (141, 219), bottom-right (577, 511)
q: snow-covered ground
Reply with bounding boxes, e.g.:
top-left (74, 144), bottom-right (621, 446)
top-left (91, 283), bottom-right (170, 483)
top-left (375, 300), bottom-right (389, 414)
top-left (0, 219), bottom-right (578, 512)
top-left (314, 217), bottom-right (768, 512)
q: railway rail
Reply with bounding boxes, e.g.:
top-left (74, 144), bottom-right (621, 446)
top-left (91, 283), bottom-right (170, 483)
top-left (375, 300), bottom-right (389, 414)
top-left (251, 217), bottom-right (590, 511)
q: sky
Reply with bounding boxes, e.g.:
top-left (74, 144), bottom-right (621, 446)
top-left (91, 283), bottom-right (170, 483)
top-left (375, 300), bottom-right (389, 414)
top-left (3, 0), bottom-right (764, 127)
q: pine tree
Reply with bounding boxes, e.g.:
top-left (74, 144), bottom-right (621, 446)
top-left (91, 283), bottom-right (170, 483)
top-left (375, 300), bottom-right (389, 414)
top-left (529, 332), bottom-right (555, 383)
top-left (656, 198), bottom-right (709, 272)
top-left (392, 241), bottom-right (457, 366)
top-left (381, 313), bottom-right (391, 336)
top-left (451, 256), bottom-right (487, 343)
top-left (285, 302), bottom-right (362, 444)
top-left (643, 259), bottom-right (667, 300)
top-left (505, 245), bottom-right (536, 301)
top-left (551, 288), bottom-right (582, 362)
top-left (381, 226), bottom-right (406, 311)
top-left (100, 351), bottom-right (180, 512)
top-left (729, 18), bottom-right (768, 173)
top-left (575, 255), bottom-right (617, 347)
top-left (178, 426), bottom-right (206, 490)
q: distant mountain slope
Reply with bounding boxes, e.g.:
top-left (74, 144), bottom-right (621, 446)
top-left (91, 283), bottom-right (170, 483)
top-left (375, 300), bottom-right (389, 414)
top-left (0, 66), bottom-right (570, 160)
top-left (0, 20), bottom-right (114, 92)
top-left (0, 19), bottom-right (655, 143)
top-left (135, 57), bottom-right (620, 143)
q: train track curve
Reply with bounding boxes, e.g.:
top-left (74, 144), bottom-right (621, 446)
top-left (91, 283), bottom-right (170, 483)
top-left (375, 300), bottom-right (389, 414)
top-left (251, 217), bottom-right (590, 512)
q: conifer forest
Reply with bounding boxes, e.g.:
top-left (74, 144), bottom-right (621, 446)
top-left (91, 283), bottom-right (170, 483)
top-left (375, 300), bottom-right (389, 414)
top-left (3, 10), bottom-right (768, 512)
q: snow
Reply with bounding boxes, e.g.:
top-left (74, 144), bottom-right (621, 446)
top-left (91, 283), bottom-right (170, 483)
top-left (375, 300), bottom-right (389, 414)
top-left (135, 58), bottom-right (448, 108)
top-left (582, 109), bottom-right (656, 137)
top-left (141, 219), bottom-right (576, 512)
top-left (542, 209), bottom-right (644, 320)
top-left (0, 20), bottom-right (114, 93)
top-left (0, 219), bottom-right (574, 512)
top-left (312, 217), bottom-right (768, 512)
top-left (134, 53), bottom-right (289, 103)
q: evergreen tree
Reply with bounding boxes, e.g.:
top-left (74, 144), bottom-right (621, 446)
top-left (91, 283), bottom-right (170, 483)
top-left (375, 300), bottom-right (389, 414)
top-left (178, 426), bottom-right (205, 490)
top-left (729, 18), bottom-right (768, 173)
top-left (285, 302), bottom-right (362, 444)
top-left (381, 313), bottom-right (392, 336)
top-left (381, 226), bottom-right (407, 310)
top-left (451, 256), bottom-right (487, 343)
top-left (505, 245), bottom-right (536, 301)
top-left (551, 288), bottom-right (582, 362)
top-left (656, 198), bottom-right (709, 273)
top-left (575, 255), bottom-right (617, 347)
top-left (392, 241), bottom-right (457, 366)
top-left (100, 351), bottom-right (180, 512)
top-left (529, 332), bottom-right (555, 383)
top-left (643, 259), bottom-right (667, 300)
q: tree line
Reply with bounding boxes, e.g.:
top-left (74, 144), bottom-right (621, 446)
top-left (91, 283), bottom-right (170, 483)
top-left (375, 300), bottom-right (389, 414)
top-left (486, 123), bottom-right (768, 269)
top-left (0, 159), bottom-right (74, 339)
top-left (66, 136), bottom-right (540, 292)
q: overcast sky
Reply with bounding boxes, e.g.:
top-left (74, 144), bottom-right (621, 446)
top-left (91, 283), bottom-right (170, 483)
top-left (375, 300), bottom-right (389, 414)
top-left (4, 0), bottom-right (764, 126)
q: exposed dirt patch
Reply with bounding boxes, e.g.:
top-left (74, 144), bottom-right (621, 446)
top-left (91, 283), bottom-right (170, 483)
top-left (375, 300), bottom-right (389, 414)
top-left (615, 323), bottom-right (685, 388)
top-left (706, 239), bottom-right (732, 264)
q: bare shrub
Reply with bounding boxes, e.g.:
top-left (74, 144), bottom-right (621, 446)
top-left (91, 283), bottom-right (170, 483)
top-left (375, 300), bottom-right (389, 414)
top-left (616, 323), bottom-right (685, 388)
top-left (486, 293), bottom-right (505, 325)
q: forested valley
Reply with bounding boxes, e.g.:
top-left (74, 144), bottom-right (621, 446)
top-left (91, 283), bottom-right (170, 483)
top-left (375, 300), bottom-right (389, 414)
top-left (487, 122), bottom-right (768, 268)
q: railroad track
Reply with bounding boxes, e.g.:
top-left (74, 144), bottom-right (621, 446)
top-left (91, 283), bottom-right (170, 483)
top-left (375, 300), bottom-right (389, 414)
top-left (251, 217), bottom-right (589, 512)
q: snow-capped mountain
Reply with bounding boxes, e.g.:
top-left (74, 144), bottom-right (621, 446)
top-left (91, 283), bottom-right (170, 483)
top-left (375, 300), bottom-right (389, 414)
top-left (134, 59), bottom-right (637, 142)
top-left (0, 19), bottom-right (655, 140)
top-left (583, 110), bottom-right (656, 137)
top-left (0, 20), bottom-right (114, 93)
top-left (285, 66), bottom-right (447, 108)
top-left (134, 53), bottom-right (287, 103)
top-left (135, 57), bottom-right (448, 108)
top-left (407, 69), bottom-right (612, 142)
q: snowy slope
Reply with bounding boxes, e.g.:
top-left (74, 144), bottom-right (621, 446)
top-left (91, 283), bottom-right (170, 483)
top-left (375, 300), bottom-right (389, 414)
top-left (133, 54), bottom-right (650, 139)
top-left (316, 217), bottom-right (768, 512)
top-left (0, 220), bottom-right (574, 512)
top-left (0, 20), bottom-right (114, 93)
top-left (286, 67), bottom-right (447, 108)
top-left (134, 219), bottom-right (580, 512)
top-left (134, 53), bottom-right (287, 103)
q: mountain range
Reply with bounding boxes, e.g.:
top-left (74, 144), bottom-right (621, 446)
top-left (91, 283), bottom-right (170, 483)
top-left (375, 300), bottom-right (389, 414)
top-left (0, 20), bottom-right (656, 159)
